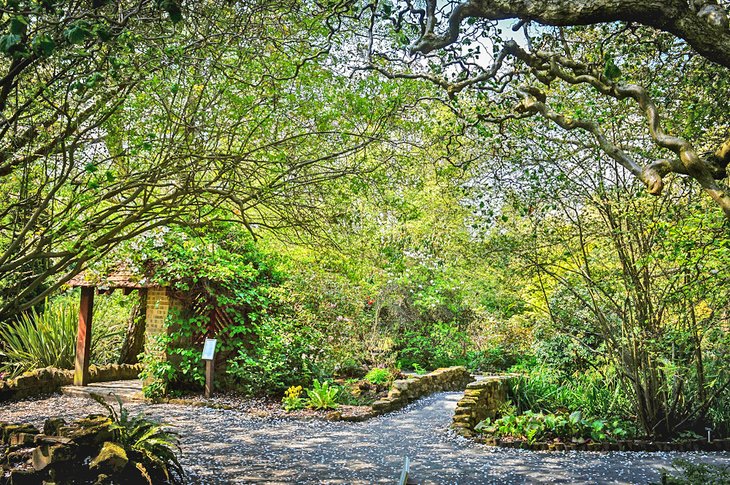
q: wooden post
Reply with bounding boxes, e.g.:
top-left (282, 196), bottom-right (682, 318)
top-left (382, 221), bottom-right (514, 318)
top-left (205, 359), bottom-right (214, 398)
top-left (74, 287), bottom-right (94, 386)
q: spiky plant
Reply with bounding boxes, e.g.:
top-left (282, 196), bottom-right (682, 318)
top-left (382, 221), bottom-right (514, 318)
top-left (91, 394), bottom-right (185, 484)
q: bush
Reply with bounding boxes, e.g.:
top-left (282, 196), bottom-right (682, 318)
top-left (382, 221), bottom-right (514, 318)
top-left (0, 294), bottom-right (126, 377)
top-left (508, 363), bottom-right (632, 421)
top-left (91, 394), bottom-right (184, 483)
top-left (306, 379), bottom-right (339, 410)
top-left (656, 459), bottom-right (730, 485)
top-left (475, 410), bottom-right (637, 444)
top-left (364, 368), bottom-right (392, 386)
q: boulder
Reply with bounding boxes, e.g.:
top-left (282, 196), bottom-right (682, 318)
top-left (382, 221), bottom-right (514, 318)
top-left (9, 468), bottom-right (45, 485)
top-left (2, 424), bottom-right (39, 444)
top-left (9, 432), bottom-right (36, 447)
top-left (60, 416), bottom-right (114, 446)
top-left (89, 441), bottom-right (129, 474)
top-left (32, 443), bottom-right (76, 471)
top-left (43, 417), bottom-right (66, 436)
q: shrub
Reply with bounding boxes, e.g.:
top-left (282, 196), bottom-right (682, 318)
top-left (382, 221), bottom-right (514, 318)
top-left (656, 459), bottom-right (730, 485)
top-left (306, 379), bottom-right (339, 410)
top-left (282, 385), bottom-right (305, 411)
top-left (91, 394), bottom-right (184, 483)
top-left (508, 363), bottom-right (632, 421)
top-left (364, 368), bottom-right (392, 386)
top-left (475, 410), bottom-right (637, 444)
top-left (0, 295), bottom-right (126, 377)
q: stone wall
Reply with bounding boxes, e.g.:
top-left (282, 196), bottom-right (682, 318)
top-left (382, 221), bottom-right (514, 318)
top-left (451, 376), bottom-right (512, 437)
top-left (370, 366), bottom-right (473, 415)
top-left (0, 364), bottom-right (142, 402)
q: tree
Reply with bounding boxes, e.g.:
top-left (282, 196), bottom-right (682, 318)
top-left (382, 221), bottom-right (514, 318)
top-left (360, 0), bottom-right (730, 217)
top-left (0, 1), bottom-right (410, 322)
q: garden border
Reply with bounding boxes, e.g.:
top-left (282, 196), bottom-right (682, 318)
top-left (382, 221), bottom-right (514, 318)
top-left (0, 364), bottom-right (142, 402)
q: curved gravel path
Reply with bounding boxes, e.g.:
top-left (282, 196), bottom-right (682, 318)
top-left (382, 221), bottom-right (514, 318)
top-left (2, 392), bottom-right (729, 484)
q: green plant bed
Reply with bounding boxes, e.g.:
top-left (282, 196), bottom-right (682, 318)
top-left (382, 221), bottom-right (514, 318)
top-left (475, 410), bottom-right (637, 444)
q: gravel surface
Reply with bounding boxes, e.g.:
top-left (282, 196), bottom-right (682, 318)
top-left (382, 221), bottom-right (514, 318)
top-left (2, 392), bottom-right (729, 484)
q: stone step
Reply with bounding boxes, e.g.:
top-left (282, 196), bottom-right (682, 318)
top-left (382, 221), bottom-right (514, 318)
top-left (60, 379), bottom-right (145, 403)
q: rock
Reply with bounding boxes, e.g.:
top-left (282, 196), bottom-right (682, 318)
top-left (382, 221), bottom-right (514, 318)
top-left (32, 443), bottom-right (76, 471)
top-left (6, 448), bottom-right (33, 463)
top-left (9, 468), bottom-right (45, 485)
top-left (89, 441), bottom-right (128, 474)
top-left (34, 435), bottom-right (73, 446)
top-left (60, 416), bottom-right (114, 446)
top-left (43, 418), bottom-right (66, 436)
top-left (9, 432), bottom-right (36, 447)
top-left (325, 411), bottom-right (342, 421)
top-left (2, 424), bottom-right (39, 444)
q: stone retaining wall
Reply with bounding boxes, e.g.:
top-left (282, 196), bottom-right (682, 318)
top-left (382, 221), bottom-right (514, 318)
top-left (0, 364), bottom-right (142, 402)
top-left (370, 366), bottom-right (473, 415)
top-left (452, 376), bottom-right (513, 437)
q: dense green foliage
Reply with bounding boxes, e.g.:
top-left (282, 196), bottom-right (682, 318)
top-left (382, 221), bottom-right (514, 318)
top-left (92, 394), bottom-right (184, 484)
top-left (476, 410), bottom-right (636, 444)
top-left (0, 294), bottom-right (129, 377)
top-left (0, 0), bottom-right (728, 449)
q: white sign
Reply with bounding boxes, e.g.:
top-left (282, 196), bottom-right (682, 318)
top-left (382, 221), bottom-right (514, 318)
top-left (202, 338), bottom-right (217, 360)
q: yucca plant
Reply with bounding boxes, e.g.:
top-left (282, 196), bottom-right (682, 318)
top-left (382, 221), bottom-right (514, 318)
top-left (0, 296), bottom-right (125, 378)
top-left (306, 379), bottom-right (339, 410)
top-left (91, 394), bottom-right (185, 484)
top-left (0, 299), bottom-right (77, 377)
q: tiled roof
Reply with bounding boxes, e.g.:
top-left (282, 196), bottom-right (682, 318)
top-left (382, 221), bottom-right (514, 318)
top-left (66, 264), bottom-right (152, 289)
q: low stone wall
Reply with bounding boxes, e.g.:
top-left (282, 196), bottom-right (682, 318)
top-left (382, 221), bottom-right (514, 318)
top-left (452, 376), bottom-right (512, 437)
top-left (0, 364), bottom-right (142, 402)
top-left (370, 366), bottom-right (473, 415)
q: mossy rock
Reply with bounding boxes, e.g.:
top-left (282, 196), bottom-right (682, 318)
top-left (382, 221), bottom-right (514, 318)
top-left (89, 441), bottom-right (129, 474)
top-left (32, 443), bottom-right (76, 471)
top-left (2, 424), bottom-right (39, 444)
top-left (43, 417), bottom-right (67, 437)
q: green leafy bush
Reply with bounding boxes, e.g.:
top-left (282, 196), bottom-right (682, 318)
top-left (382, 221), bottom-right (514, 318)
top-left (364, 367), bottom-right (392, 386)
top-left (656, 459), bottom-right (730, 485)
top-left (475, 410), bottom-right (636, 444)
top-left (0, 295), bottom-right (126, 377)
top-left (508, 363), bottom-right (632, 421)
top-left (306, 379), bottom-right (339, 410)
top-left (91, 394), bottom-right (184, 483)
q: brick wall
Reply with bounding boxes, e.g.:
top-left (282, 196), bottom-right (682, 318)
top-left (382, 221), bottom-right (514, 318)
top-left (144, 287), bottom-right (180, 337)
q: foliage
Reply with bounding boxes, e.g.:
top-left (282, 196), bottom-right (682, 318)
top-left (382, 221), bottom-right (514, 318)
top-left (656, 459), bottom-right (730, 485)
top-left (91, 394), bottom-right (184, 483)
top-left (475, 410), bottom-right (636, 445)
top-left (508, 364), bottom-right (633, 422)
top-left (305, 379), bottom-right (340, 410)
top-left (364, 368), bottom-right (392, 386)
top-left (282, 386), bottom-right (306, 412)
top-left (0, 294), bottom-right (126, 377)
top-left (138, 335), bottom-right (174, 400)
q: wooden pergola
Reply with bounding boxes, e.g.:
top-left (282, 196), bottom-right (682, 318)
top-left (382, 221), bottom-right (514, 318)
top-left (67, 267), bottom-right (149, 386)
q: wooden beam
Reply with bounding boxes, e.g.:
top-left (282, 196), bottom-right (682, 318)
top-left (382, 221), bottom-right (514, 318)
top-left (74, 287), bottom-right (94, 386)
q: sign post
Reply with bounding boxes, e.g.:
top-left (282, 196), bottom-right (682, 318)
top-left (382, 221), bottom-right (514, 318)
top-left (201, 338), bottom-right (217, 398)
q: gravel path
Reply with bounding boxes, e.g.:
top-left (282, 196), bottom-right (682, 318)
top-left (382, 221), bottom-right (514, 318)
top-left (2, 392), bottom-right (729, 484)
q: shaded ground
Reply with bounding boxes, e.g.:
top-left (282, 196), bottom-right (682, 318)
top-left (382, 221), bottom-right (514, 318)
top-left (2, 392), bottom-right (728, 484)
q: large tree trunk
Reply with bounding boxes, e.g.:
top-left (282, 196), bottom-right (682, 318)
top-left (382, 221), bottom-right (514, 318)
top-left (118, 289), bottom-right (148, 365)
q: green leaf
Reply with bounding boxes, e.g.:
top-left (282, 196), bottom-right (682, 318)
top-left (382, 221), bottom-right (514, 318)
top-left (64, 22), bottom-right (92, 44)
top-left (31, 34), bottom-right (55, 57)
top-left (0, 34), bottom-right (21, 55)
top-left (603, 59), bottom-right (621, 80)
top-left (9, 16), bottom-right (28, 35)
